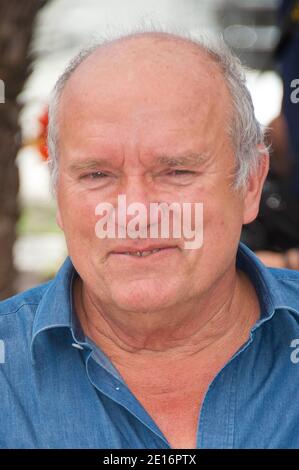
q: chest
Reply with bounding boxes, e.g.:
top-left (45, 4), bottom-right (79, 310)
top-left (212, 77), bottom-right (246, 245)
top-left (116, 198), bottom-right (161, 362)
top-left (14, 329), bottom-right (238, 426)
top-left (115, 354), bottom-right (232, 448)
top-left (128, 380), bottom-right (211, 448)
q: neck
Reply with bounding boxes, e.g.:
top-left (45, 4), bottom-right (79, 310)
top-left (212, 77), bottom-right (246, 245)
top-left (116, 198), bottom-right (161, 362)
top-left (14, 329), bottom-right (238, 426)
top-left (73, 266), bottom-right (260, 365)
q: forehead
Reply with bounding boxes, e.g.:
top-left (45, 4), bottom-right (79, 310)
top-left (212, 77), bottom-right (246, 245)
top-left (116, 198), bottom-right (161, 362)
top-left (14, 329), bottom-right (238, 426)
top-left (58, 34), bottom-right (233, 155)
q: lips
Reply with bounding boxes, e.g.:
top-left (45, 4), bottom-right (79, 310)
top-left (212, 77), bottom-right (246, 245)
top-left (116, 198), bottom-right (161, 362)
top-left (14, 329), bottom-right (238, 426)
top-left (109, 244), bottom-right (177, 257)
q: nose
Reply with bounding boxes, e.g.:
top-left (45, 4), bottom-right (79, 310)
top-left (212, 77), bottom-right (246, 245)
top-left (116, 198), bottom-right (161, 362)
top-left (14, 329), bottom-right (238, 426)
top-left (116, 174), bottom-right (153, 232)
top-left (122, 174), bottom-right (150, 207)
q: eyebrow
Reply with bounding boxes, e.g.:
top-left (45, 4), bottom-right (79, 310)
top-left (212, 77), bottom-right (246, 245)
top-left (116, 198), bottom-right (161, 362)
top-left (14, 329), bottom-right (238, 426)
top-left (156, 153), bottom-right (208, 167)
top-left (68, 159), bottom-right (112, 173)
top-left (68, 153), bottom-right (208, 173)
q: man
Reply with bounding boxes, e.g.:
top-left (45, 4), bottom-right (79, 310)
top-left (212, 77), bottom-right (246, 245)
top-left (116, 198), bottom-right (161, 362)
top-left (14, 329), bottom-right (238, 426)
top-left (1, 28), bottom-right (299, 449)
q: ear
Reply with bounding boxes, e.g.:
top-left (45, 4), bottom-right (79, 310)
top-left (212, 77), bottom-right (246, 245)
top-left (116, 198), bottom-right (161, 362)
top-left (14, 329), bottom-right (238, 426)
top-left (56, 206), bottom-right (64, 231)
top-left (242, 146), bottom-right (269, 225)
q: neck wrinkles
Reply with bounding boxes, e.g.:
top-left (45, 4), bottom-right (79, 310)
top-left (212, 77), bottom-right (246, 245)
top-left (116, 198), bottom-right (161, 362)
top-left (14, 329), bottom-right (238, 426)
top-left (73, 266), bottom-right (259, 363)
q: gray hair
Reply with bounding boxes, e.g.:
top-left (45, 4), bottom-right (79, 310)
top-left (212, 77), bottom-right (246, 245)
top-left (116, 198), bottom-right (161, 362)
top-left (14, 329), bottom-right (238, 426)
top-left (47, 25), bottom-right (267, 193)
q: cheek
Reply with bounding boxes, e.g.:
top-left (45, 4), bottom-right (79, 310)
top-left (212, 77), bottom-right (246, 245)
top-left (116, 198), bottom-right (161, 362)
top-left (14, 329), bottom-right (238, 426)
top-left (202, 192), bottom-right (243, 241)
top-left (59, 192), bottom-right (99, 240)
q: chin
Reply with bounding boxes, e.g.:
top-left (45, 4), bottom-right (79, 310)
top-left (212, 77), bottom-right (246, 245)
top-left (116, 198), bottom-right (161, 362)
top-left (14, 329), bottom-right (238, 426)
top-left (109, 278), bottom-right (176, 313)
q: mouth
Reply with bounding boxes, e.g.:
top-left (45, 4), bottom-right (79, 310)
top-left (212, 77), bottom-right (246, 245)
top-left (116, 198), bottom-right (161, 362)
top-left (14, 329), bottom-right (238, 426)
top-left (109, 246), bottom-right (178, 258)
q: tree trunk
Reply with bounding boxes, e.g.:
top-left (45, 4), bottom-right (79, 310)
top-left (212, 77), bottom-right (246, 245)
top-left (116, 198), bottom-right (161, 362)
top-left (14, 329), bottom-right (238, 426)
top-left (0, 0), bottom-right (47, 299)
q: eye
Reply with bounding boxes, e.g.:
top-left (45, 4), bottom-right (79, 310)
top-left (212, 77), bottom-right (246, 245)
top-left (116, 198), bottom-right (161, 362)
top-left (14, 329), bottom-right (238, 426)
top-left (167, 169), bottom-right (196, 176)
top-left (79, 171), bottom-right (113, 189)
top-left (83, 171), bottom-right (108, 179)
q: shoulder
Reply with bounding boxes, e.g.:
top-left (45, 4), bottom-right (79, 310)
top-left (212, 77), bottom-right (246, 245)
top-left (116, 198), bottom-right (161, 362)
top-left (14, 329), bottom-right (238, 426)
top-left (268, 266), bottom-right (299, 279)
top-left (0, 281), bottom-right (55, 377)
top-left (268, 266), bottom-right (299, 294)
top-left (266, 267), bottom-right (299, 332)
top-left (0, 281), bottom-right (52, 318)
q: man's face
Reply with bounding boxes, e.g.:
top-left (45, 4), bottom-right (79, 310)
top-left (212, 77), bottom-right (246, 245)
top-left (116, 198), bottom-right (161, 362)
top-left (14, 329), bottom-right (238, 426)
top-left (56, 35), bottom-right (265, 313)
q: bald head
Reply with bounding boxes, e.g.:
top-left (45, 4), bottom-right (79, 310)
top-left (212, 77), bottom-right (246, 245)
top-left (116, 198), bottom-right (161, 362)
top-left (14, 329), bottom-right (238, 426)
top-left (60, 32), bottom-right (232, 131)
top-left (64, 32), bottom-right (228, 88)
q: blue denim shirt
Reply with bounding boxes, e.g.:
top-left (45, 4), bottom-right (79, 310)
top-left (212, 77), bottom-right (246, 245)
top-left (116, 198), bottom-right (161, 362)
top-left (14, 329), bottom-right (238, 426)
top-left (0, 242), bottom-right (299, 449)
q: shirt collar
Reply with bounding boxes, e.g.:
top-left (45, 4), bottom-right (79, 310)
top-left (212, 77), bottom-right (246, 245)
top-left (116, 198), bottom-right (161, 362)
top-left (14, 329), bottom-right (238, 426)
top-left (30, 256), bottom-right (86, 363)
top-left (30, 242), bottom-right (299, 361)
top-left (236, 242), bottom-right (299, 330)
